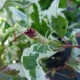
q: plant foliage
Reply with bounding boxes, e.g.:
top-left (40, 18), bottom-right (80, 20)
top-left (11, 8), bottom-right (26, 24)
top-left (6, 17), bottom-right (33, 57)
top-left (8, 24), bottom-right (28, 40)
top-left (0, 0), bottom-right (80, 80)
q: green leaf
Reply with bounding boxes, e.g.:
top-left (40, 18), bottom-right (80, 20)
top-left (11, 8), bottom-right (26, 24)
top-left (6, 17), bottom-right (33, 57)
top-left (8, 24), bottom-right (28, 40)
top-left (59, 0), bottom-right (67, 8)
top-left (41, 19), bottom-right (50, 37)
top-left (51, 15), bottom-right (68, 37)
top-left (31, 4), bottom-right (50, 37)
top-left (31, 3), bottom-right (40, 30)
top-left (2, 32), bottom-right (10, 44)
top-left (0, 45), bottom-right (5, 56)
top-left (39, 0), bottom-right (53, 10)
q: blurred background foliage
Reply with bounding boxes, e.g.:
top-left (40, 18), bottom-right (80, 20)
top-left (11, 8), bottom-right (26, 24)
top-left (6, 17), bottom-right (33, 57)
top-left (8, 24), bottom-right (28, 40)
top-left (0, 0), bottom-right (80, 79)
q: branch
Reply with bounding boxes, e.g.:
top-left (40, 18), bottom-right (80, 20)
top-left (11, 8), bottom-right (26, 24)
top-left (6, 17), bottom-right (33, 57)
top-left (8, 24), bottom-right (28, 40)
top-left (12, 33), bottom-right (23, 42)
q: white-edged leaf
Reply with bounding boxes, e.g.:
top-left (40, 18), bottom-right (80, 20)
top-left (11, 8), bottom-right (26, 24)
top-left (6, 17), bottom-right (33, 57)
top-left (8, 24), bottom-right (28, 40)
top-left (0, 0), bottom-right (6, 9)
top-left (68, 33), bottom-right (80, 73)
top-left (21, 43), bottom-right (56, 80)
top-left (42, 0), bottom-right (65, 24)
top-left (0, 7), bottom-right (27, 26)
top-left (9, 7), bottom-right (27, 22)
top-left (8, 63), bottom-right (26, 77)
top-left (28, 0), bottom-right (39, 3)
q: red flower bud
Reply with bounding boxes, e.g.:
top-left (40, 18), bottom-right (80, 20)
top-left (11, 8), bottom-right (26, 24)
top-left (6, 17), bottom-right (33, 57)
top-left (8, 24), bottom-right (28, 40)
top-left (24, 28), bottom-right (49, 44)
top-left (24, 28), bottom-right (37, 38)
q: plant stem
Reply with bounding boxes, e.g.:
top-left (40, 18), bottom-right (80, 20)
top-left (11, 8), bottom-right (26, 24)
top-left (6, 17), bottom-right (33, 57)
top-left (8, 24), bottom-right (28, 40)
top-left (62, 44), bottom-right (80, 48)
top-left (12, 33), bottom-right (23, 42)
top-left (76, 33), bottom-right (80, 37)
